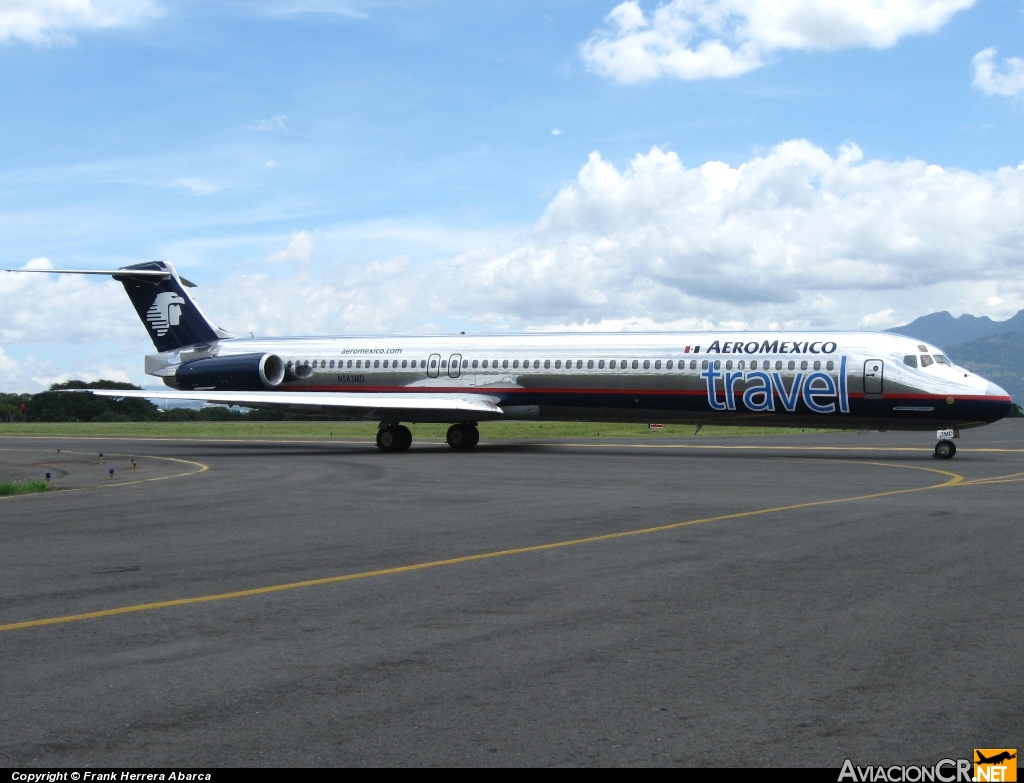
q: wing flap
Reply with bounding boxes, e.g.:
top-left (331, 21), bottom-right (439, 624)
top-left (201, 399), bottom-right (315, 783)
top-left (87, 388), bottom-right (503, 414)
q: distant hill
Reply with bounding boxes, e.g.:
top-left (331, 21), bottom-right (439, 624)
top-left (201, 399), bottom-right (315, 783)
top-left (888, 309), bottom-right (1024, 402)
top-left (887, 309), bottom-right (1024, 349)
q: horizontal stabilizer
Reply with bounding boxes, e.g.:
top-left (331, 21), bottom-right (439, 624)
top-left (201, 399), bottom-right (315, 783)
top-left (86, 388), bottom-right (504, 415)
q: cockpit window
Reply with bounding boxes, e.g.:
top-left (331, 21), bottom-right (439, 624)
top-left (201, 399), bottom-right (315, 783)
top-left (920, 355), bottom-right (934, 368)
top-left (934, 355), bottom-right (952, 366)
top-left (903, 355), bottom-right (918, 368)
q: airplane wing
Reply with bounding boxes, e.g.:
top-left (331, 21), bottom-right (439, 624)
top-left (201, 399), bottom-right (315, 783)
top-left (86, 388), bottom-right (504, 415)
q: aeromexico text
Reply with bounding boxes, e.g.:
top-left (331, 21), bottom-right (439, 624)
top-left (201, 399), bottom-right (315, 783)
top-left (705, 339), bottom-right (839, 355)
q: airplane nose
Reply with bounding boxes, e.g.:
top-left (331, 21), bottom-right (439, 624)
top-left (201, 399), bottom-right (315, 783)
top-left (986, 381), bottom-right (1011, 399)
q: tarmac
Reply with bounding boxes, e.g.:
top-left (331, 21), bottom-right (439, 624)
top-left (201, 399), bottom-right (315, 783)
top-left (1, 422), bottom-right (1021, 767)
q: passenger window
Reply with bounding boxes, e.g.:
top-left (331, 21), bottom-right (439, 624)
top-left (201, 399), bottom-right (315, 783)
top-left (544, 359), bottom-right (551, 369)
top-left (800, 360), bottom-right (808, 370)
top-left (737, 360), bottom-right (744, 370)
top-left (329, 360), bottom-right (335, 368)
top-left (725, 360), bottom-right (732, 370)
top-left (749, 360), bottom-right (757, 370)
top-left (503, 359), bottom-right (509, 369)
top-left (826, 360), bottom-right (834, 371)
top-left (655, 360), bottom-right (662, 369)
top-left (701, 360), bottom-right (708, 370)
top-left (555, 359), bottom-right (561, 369)
top-left (903, 355), bottom-right (918, 368)
top-left (813, 360), bottom-right (820, 370)
top-left (632, 359), bottom-right (639, 369)
top-left (788, 361), bottom-right (796, 371)
top-left (666, 360), bottom-right (673, 370)
top-left (565, 359), bottom-right (572, 368)
top-left (512, 360), bottom-right (519, 369)
top-left (494, 360), bottom-right (499, 368)
top-left (587, 359), bottom-right (594, 369)
top-left (920, 355), bottom-right (934, 368)
top-left (430, 359), bottom-right (437, 368)
top-left (347, 360), bottom-right (353, 368)
top-left (598, 359), bottom-right (605, 369)
top-left (714, 360), bottom-right (721, 370)
top-left (577, 360), bottom-right (583, 369)
top-left (420, 359), bottom-right (427, 368)
top-left (775, 360), bottom-right (783, 370)
top-left (462, 359), bottom-right (468, 368)
top-left (356, 360), bottom-right (361, 368)
top-left (482, 360), bottom-right (488, 369)
top-left (440, 360), bottom-right (446, 369)
top-left (304, 360), bottom-right (310, 367)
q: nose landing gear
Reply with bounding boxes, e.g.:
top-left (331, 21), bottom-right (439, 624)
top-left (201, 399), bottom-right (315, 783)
top-left (933, 439), bottom-right (956, 459)
top-left (446, 423), bottom-right (480, 450)
top-left (376, 424), bottom-right (412, 452)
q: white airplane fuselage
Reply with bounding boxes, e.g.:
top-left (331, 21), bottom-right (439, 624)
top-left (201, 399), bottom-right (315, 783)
top-left (146, 330), bottom-right (1012, 430)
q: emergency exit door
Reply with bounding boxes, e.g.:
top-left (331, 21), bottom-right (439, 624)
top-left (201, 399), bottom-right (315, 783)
top-left (863, 359), bottom-right (884, 395)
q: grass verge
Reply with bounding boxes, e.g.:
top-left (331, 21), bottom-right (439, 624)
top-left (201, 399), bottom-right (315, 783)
top-left (0, 421), bottom-right (840, 440)
top-left (0, 480), bottom-right (50, 496)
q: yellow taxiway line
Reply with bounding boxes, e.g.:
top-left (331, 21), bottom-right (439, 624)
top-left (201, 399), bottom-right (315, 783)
top-left (0, 460), bottom-right (965, 633)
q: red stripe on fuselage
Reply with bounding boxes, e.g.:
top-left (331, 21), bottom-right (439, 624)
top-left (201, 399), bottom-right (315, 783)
top-left (284, 385), bottom-right (1007, 402)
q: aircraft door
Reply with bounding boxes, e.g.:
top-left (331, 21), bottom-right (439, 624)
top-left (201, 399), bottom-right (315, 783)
top-left (864, 359), bottom-right (884, 395)
top-left (448, 354), bottom-right (462, 379)
top-left (427, 353), bottom-right (441, 379)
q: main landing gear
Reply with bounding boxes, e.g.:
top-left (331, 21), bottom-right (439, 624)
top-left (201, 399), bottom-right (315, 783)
top-left (933, 439), bottom-right (956, 460)
top-left (376, 424), bottom-right (412, 453)
top-left (446, 423), bottom-right (479, 450)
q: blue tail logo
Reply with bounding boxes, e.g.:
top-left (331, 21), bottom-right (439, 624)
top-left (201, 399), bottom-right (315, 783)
top-left (115, 261), bottom-right (231, 351)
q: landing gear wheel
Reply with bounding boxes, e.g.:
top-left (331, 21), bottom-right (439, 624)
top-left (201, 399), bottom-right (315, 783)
top-left (446, 423), bottom-right (479, 450)
top-left (377, 425), bottom-right (412, 453)
top-left (396, 425), bottom-right (412, 451)
top-left (934, 439), bottom-right (956, 459)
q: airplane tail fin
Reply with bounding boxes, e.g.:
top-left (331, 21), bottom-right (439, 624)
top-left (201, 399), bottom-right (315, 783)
top-left (114, 261), bottom-right (232, 351)
top-left (3, 260), bottom-right (232, 352)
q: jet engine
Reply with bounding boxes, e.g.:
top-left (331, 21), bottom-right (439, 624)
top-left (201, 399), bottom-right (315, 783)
top-left (175, 353), bottom-right (286, 391)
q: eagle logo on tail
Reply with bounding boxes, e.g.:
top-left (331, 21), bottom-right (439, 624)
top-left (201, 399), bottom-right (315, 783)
top-left (145, 292), bottom-right (185, 336)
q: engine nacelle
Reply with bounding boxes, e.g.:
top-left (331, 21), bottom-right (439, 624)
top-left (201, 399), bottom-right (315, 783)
top-left (175, 353), bottom-right (285, 391)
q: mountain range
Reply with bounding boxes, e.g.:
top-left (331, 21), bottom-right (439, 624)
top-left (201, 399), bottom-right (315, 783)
top-left (887, 309), bottom-right (1024, 403)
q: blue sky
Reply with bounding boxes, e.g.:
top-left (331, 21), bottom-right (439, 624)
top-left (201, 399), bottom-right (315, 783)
top-left (1, 0), bottom-right (1023, 390)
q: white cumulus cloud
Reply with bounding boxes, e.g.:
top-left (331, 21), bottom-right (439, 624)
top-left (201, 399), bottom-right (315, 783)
top-left (972, 47), bottom-right (1024, 97)
top-left (265, 230), bottom-right (315, 264)
top-left (581, 0), bottom-right (977, 82)
top-left (185, 140), bottom-right (1024, 339)
top-left (6, 141), bottom-right (1024, 388)
top-left (0, 0), bottom-right (162, 45)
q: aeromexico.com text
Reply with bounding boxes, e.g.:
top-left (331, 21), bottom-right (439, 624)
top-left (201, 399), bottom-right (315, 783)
top-left (702, 356), bottom-right (850, 414)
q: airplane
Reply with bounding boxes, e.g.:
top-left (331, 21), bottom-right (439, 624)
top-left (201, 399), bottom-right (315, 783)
top-left (3, 261), bottom-right (1013, 456)
top-left (976, 752), bottom-right (1017, 765)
